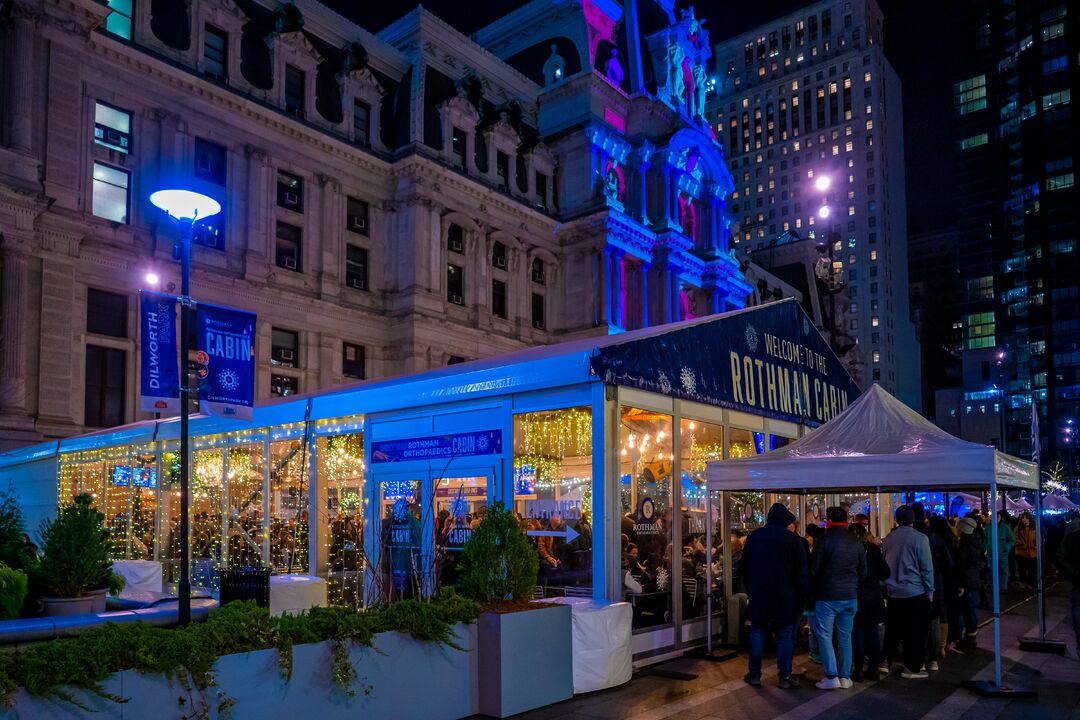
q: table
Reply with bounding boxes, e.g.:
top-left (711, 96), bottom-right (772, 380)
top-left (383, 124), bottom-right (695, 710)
top-left (112, 560), bottom-right (163, 596)
top-left (269, 574), bottom-right (327, 616)
top-left (540, 596), bottom-right (633, 693)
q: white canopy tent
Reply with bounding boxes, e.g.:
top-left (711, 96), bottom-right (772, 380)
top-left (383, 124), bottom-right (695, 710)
top-left (704, 384), bottom-right (1040, 693)
top-left (706, 384), bottom-right (1038, 492)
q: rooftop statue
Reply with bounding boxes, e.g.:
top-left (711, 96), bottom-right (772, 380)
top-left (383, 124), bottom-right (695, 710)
top-left (607, 48), bottom-right (625, 87)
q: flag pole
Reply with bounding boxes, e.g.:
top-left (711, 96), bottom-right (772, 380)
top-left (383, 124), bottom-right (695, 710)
top-left (1019, 400), bottom-right (1065, 653)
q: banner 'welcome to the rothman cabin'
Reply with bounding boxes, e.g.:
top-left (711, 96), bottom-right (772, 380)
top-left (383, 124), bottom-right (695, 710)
top-left (197, 304), bottom-right (256, 420)
top-left (139, 291), bottom-right (180, 414)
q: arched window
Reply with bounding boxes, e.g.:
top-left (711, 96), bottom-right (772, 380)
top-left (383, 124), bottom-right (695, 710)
top-left (492, 241), bottom-right (507, 269)
top-left (531, 258), bottom-right (545, 285)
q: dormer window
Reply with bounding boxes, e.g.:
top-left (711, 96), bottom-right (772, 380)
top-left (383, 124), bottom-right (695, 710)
top-left (496, 152), bottom-right (510, 190)
top-left (284, 65), bottom-right (305, 117)
top-left (452, 127), bottom-right (467, 168)
top-left (203, 25), bottom-right (228, 81)
top-left (535, 172), bottom-right (549, 210)
top-left (353, 100), bottom-right (371, 146)
top-left (492, 241), bottom-right (507, 269)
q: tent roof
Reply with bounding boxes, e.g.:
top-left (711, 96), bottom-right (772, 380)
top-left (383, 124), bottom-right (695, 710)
top-left (706, 384), bottom-right (1039, 492)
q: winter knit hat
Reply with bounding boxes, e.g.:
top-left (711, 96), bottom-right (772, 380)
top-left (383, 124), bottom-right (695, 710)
top-left (957, 517), bottom-right (977, 535)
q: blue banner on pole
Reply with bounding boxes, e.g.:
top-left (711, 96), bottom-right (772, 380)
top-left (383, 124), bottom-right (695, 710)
top-left (196, 304), bottom-right (256, 420)
top-left (139, 291), bottom-right (180, 414)
top-left (371, 430), bottom-right (502, 463)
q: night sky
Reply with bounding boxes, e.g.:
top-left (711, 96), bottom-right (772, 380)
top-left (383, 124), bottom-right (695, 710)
top-left (327, 0), bottom-right (956, 236)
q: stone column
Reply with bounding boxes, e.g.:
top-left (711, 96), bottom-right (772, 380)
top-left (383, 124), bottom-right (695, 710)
top-left (8, 9), bottom-right (37, 152)
top-left (637, 162), bottom-right (650, 223)
top-left (597, 247), bottom-right (610, 327)
top-left (0, 244), bottom-right (30, 415)
top-left (0, 237), bottom-right (39, 448)
top-left (639, 261), bottom-right (650, 328)
top-left (611, 250), bottom-right (624, 328)
top-left (243, 146), bottom-right (270, 279)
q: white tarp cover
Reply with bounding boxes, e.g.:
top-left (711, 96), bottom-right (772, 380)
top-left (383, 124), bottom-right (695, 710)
top-left (707, 384), bottom-right (1039, 492)
top-left (540, 597), bottom-right (633, 693)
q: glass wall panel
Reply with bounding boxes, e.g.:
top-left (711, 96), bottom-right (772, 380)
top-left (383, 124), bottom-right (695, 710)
top-left (434, 476), bottom-right (488, 590)
top-left (269, 439), bottom-right (308, 572)
top-left (159, 449), bottom-right (182, 584)
top-left (727, 428), bottom-right (764, 594)
top-left (679, 419), bottom-right (723, 621)
top-left (227, 443), bottom-right (265, 568)
top-left (619, 406), bottom-right (673, 630)
top-left (318, 432), bottom-right (365, 608)
top-left (513, 408), bottom-right (593, 596)
top-left (191, 448), bottom-right (225, 588)
top-left (378, 479), bottom-right (421, 601)
top-left (102, 455), bottom-right (130, 559)
top-left (129, 448), bottom-right (157, 560)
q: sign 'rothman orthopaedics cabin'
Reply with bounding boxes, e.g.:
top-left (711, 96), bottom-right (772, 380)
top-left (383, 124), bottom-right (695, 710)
top-left (371, 430), bottom-right (502, 463)
top-left (589, 299), bottom-right (860, 426)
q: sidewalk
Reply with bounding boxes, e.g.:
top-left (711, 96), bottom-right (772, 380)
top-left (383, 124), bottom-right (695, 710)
top-left (508, 587), bottom-right (1080, 720)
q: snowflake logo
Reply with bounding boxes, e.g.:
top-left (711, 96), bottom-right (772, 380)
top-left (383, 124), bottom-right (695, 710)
top-left (658, 372), bottom-right (673, 394)
top-left (656, 566), bottom-right (670, 592)
top-left (218, 368), bottom-right (239, 392)
top-left (802, 317), bottom-right (811, 335)
top-left (477, 434), bottom-right (489, 452)
top-left (745, 324), bottom-right (759, 351)
top-left (680, 367), bottom-right (696, 395)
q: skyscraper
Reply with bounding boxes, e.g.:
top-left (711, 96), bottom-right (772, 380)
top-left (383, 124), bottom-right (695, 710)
top-left (707, 0), bottom-right (921, 408)
top-left (945, 0), bottom-right (1078, 474)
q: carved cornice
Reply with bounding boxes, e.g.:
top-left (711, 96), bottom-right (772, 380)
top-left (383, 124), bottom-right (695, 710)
top-left (88, 39), bottom-right (394, 177)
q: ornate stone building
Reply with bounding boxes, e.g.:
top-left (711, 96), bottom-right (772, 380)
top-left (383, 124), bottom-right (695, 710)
top-left (0, 0), bottom-right (748, 449)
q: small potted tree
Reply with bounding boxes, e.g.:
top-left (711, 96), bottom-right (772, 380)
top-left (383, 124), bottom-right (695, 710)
top-left (458, 502), bottom-right (572, 718)
top-left (35, 494), bottom-right (118, 616)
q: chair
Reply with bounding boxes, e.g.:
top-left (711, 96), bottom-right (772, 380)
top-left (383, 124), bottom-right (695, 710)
top-left (534, 585), bottom-right (546, 599)
top-left (563, 586), bottom-right (591, 598)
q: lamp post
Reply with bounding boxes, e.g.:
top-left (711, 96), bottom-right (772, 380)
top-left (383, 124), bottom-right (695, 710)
top-left (995, 350), bottom-right (1007, 453)
top-left (149, 189), bottom-right (221, 626)
top-left (813, 173), bottom-right (841, 352)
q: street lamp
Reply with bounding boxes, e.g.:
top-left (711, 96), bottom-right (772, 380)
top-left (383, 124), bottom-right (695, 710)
top-left (814, 175), bottom-right (831, 192)
top-left (149, 188), bottom-right (221, 626)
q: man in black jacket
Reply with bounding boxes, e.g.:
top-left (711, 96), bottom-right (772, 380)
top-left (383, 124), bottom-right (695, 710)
top-left (811, 507), bottom-right (867, 690)
top-left (739, 503), bottom-right (809, 689)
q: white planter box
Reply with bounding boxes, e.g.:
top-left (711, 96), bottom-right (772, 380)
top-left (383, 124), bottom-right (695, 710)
top-left (5, 623), bottom-right (478, 720)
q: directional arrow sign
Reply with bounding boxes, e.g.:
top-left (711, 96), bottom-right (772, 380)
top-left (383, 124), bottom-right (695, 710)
top-left (526, 526), bottom-right (580, 543)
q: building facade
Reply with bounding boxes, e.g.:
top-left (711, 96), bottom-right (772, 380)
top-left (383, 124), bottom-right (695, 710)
top-left (0, 0), bottom-right (750, 450)
top-left (706, 0), bottom-right (920, 409)
top-left (938, 0), bottom-right (1078, 477)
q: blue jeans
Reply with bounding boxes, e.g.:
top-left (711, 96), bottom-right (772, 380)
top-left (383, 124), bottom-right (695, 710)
top-left (747, 622), bottom-right (795, 681)
top-left (815, 599), bottom-right (857, 679)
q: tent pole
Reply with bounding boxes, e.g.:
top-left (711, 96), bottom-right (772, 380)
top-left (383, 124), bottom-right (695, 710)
top-left (1036, 488), bottom-right (1045, 639)
top-left (990, 478), bottom-right (1002, 689)
top-left (706, 488), bottom-right (713, 656)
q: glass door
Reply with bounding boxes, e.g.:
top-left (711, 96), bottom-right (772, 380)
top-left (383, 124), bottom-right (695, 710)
top-left (433, 474), bottom-right (490, 590)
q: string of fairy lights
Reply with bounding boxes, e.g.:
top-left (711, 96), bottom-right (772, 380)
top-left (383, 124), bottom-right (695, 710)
top-left (53, 407), bottom-right (801, 607)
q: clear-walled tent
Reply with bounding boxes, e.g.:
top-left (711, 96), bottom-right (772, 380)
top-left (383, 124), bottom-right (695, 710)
top-left (705, 384), bottom-right (1040, 692)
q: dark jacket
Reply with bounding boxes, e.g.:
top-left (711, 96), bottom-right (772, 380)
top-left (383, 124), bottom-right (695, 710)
top-left (1057, 529), bottom-right (1080, 590)
top-left (738, 505), bottom-right (809, 625)
top-left (956, 534), bottom-right (985, 590)
top-left (811, 524), bottom-right (867, 601)
top-left (919, 525), bottom-right (953, 614)
top-left (856, 540), bottom-right (890, 622)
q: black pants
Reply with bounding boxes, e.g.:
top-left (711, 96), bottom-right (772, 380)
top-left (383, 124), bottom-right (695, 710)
top-left (851, 609), bottom-right (881, 679)
top-left (883, 594), bottom-right (931, 673)
top-left (1018, 556), bottom-right (1037, 587)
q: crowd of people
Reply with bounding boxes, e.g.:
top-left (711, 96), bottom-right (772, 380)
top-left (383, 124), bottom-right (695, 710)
top-left (739, 501), bottom-right (1080, 690)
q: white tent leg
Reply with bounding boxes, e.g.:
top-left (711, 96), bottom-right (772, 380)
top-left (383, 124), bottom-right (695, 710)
top-left (706, 489), bottom-right (713, 655)
top-left (990, 478), bottom-right (1001, 689)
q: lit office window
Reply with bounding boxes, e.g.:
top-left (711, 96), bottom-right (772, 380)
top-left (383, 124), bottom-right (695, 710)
top-left (92, 163), bottom-right (130, 223)
top-left (94, 103), bottom-right (132, 153)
